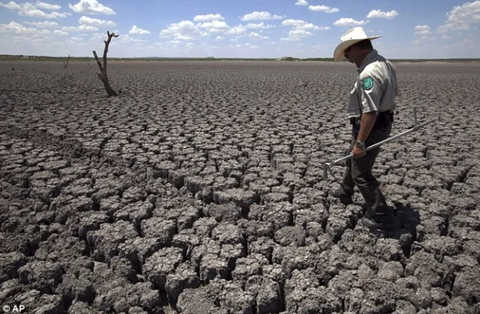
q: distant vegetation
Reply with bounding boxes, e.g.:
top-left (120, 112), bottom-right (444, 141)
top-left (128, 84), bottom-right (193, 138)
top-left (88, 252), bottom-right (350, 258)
top-left (1, 54), bottom-right (479, 63)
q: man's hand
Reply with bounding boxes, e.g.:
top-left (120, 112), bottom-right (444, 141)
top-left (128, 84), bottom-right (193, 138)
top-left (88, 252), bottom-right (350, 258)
top-left (351, 145), bottom-right (366, 158)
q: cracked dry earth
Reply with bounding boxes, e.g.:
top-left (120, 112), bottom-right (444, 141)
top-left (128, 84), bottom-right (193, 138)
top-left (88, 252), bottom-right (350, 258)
top-left (0, 60), bottom-right (479, 314)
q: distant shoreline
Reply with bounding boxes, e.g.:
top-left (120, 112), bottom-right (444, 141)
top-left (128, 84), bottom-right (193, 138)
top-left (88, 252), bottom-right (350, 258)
top-left (1, 55), bottom-right (479, 63)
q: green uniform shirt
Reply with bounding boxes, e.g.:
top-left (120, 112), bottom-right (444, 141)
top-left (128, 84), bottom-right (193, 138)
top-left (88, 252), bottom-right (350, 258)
top-left (347, 49), bottom-right (399, 118)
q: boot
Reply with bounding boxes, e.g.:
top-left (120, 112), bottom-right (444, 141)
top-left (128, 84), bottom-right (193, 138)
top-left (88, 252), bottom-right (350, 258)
top-left (361, 209), bottom-right (397, 229)
top-left (331, 188), bottom-right (353, 205)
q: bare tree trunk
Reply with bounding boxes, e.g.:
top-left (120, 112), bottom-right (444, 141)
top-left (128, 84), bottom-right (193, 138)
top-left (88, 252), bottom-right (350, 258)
top-left (63, 55), bottom-right (70, 69)
top-left (93, 31), bottom-right (119, 97)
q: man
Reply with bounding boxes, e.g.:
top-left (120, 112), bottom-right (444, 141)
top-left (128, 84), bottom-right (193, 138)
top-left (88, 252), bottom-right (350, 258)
top-left (331, 26), bottom-right (399, 229)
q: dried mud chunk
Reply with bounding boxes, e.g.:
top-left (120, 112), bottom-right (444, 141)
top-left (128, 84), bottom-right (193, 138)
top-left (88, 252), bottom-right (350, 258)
top-left (405, 251), bottom-right (446, 289)
top-left (193, 217), bottom-right (218, 237)
top-left (295, 203), bottom-right (328, 226)
top-left (274, 225), bottom-right (306, 246)
top-left (430, 297), bottom-right (477, 314)
top-left (56, 265), bottom-right (95, 305)
top-left (67, 301), bottom-right (96, 314)
top-left (77, 212), bottom-right (109, 240)
top-left (359, 278), bottom-right (398, 313)
top-left (452, 266), bottom-right (480, 305)
top-left (213, 188), bottom-right (258, 211)
top-left (220, 243), bottom-right (245, 270)
top-left (143, 247), bottom-right (184, 290)
top-left (118, 237), bottom-right (163, 273)
top-left (237, 219), bottom-right (275, 242)
top-left (410, 235), bottom-right (463, 261)
top-left (34, 235), bottom-right (87, 262)
top-left (113, 201), bottom-right (154, 226)
top-left (249, 202), bottom-right (294, 231)
top-left (30, 170), bottom-right (57, 181)
top-left (248, 237), bottom-right (278, 262)
top-left (218, 281), bottom-right (256, 314)
top-left (0, 251), bottom-right (27, 284)
top-left (285, 268), bottom-right (342, 314)
top-left (122, 186), bottom-right (146, 203)
top-left (86, 220), bottom-right (138, 263)
top-left (211, 223), bottom-right (244, 245)
top-left (232, 254), bottom-right (269, 282)
top-left (14, 290), bottom-right (65, 314)
top-left (176, 280), bottom-right (225, 314)
top-left (171, 233), bottom-right (201, 258)
top-left (177, 206), bottom-right (200, 232)
top-left (165, 261), bottom-right (200, 306)
top-left (94, 281), bottom-right (162, 313)
top-left (18, 260), bottom-right (64, 294)
top-left (206, 203), bottom-right (242, 222)
top-left (377, 261), bottom-right (404, 282)
top-left (272, 245), bottom-right (318, 274)
top-left (140, 217), bottom-right (176, 244)
top-left (200, 254), bottom-right (229, 283)
top-left (245, 276), bottom-right (282, 314)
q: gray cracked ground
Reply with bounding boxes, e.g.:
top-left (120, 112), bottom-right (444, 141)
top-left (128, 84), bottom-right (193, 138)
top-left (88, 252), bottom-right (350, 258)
top-left (1, 60), bottom-right (479, 314)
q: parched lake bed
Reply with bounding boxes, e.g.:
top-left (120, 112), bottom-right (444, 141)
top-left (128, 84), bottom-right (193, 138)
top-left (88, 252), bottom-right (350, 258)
top-left (1, 61), bottom-right (480, 314)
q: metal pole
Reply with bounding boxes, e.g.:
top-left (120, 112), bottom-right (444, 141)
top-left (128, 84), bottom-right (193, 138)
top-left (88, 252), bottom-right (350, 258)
top-left (329, 118), bottom-right (435, 166)
top-left (322, 113), bottom-right (436, 180)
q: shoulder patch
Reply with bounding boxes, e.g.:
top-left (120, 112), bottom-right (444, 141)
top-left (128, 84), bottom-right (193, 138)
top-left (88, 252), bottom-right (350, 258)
top-left (361, 77), bottom-right (374, 90)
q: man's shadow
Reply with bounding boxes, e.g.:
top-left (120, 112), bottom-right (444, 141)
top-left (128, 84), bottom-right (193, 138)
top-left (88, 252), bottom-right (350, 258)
top-left (367, 201), bottom-right (420, 258)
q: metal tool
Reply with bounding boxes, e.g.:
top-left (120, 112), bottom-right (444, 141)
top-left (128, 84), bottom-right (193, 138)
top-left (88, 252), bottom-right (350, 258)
top-left (322, 107), bottom-right (436, 181)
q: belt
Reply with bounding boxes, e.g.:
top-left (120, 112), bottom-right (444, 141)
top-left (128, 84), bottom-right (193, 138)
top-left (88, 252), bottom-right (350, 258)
top-left (350, 111), bottom-right (394, 128)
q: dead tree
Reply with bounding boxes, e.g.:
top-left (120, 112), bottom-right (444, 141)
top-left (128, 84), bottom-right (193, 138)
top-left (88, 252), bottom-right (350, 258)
top-left (63, 55), bottom-right (70, 69)
top-left (93, 31), bottom-right (119, 97)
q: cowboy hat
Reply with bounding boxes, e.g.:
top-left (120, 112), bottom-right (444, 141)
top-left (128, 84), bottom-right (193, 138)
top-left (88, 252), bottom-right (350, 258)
top-left (333, 27), bottom-right (381, 62)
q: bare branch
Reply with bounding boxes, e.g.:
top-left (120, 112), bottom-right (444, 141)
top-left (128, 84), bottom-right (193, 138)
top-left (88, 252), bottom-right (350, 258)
top-left (92, 30), bottom-right (119, 97)
top-left (63, 55), bottom-right (70, 69)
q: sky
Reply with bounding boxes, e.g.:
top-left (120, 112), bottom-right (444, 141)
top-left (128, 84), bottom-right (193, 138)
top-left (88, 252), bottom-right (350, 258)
top-left (0, 0), bottom-right (479, 59)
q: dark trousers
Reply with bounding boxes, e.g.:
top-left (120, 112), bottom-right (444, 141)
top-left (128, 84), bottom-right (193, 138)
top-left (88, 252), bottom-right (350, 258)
top-left (338, 115), bottom-right (392, 215)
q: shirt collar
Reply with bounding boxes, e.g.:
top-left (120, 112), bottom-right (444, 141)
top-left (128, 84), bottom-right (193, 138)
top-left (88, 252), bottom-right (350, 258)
top-left (357, 49), bottom-right (378, 73)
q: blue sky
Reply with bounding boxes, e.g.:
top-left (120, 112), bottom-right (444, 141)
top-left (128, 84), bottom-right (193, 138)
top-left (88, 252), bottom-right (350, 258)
top-left (0, 0), bottom-right (479, 59)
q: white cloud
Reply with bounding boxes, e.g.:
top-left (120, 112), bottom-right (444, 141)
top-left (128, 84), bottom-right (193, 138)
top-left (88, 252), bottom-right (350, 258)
top-left (36, 1), bottom-right (60, 10)
top-left (215, 36), bottom-right (224, 41)
top-left (295, 0), bottom-right (308, 5)
top-left (437, 1), bottom-right (480, 33)
top-left (240, 11), bottom-right (283, 21)
top-left (0, 1), bottom-right (69, 18)
top-left (333, 18), bottom-right (367, 27)
top-left (0, 21), bottom-right (37, 34)
top-left (69, 0), bottom-right (115, 15)
top-left (414, 25), bottom-right (432, 36)
top-left (282, 19), bottom-right (329, 31)
top-left (281, 29), bottom-right (313, 41)
top-left (24, 21), bottom-right (59, 28)
top-left (60, 25), bottom-right (97, 32)
top-left (308, 5), bottom-right (339, 13)
top-left (159, 18), bottom-right (250, 40)
top-left (366, 9), bottom-right (399, 19)
top-left (249, 31), bottom-right (269, 40)
top-left (198, 20), bottom-right (230, 33)
top-left (79, 24), bottom-right (97, 31)
top-left (226, 25), bottom-right (246, 35)
top-left (53, 29), bottom-right (68, 36)
top-left (245, 22), bottom-right (275, 29)
top-left (0, 1), bottom-right (21, 10)
top-left (281, 19), bottom-right (329, 41)
top-left (193, 13), bottom-right (224, 22)
top-left (159, 20), bottom-right (200, 40)
top-left (79, 16), bottom-right (115, 27)
top-left (129, 25), bottom-right (150, 35)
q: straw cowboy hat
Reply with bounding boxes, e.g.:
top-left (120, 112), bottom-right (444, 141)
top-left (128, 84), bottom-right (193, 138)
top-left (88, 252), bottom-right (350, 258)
top-left (333, 27), bottom-right (381, 62)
